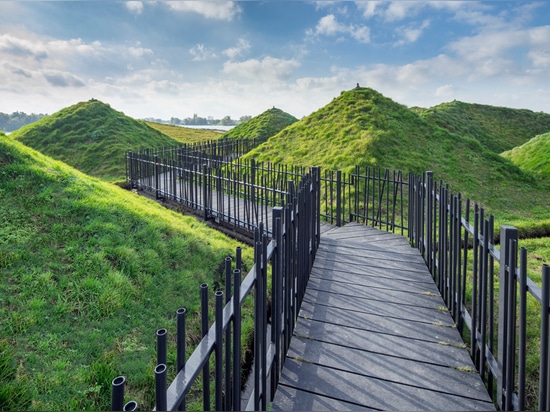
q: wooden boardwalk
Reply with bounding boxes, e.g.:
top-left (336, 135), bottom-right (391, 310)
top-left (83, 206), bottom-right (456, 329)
top-left (272, 222), bottom-right (495, 411)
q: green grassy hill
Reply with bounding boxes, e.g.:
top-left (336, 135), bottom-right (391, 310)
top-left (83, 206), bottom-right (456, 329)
top-left (0, 133), bottom-right (252, 410)
top-left (145, 121), bottom-right (223, 143)
top-left (413, 100), bottom-right (550, 153)
top-left (221, 107), bottom-right (298, 142)
top-left (244, 87), bottom-right (549, 230)
top-left (9, 99), bottom-right (179, 182)
top-left (502, 132), bottom-right (550, 181)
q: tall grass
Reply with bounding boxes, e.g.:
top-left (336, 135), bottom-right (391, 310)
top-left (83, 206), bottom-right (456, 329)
top-left (0, 134), bottom-right (253, 410)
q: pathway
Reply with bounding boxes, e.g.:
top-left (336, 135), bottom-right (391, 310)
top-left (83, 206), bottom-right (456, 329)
top-left (272, 223), bottom-right (495, 411)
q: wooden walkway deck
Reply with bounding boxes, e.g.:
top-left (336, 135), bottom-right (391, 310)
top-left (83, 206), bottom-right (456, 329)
top-left (272, 222), bottom-right (495, 411)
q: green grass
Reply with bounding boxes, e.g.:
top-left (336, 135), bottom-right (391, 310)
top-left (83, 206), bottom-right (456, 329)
top-left (413, 100), bottom-right (550, 153)
top-left (502, 132), bottom-right (550, 181)
top-left (0, 134), bottom-right (253, 410)
top-left (9, 99), bottom-right (179, 183)
top-left (221, 107), bottom-right (298, 142)
top-left (244, 87), bottom-right (550, 237)
top-left (145, 122), bottom-right (224, 143)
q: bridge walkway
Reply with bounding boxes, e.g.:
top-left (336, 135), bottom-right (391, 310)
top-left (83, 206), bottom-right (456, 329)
top-left (272, 222), bottom-right (495, 411)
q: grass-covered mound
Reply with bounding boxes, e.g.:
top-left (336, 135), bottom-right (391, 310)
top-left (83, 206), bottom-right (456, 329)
top-left (502, 132), bottom-right (550, 181)
top-left (244, 87), bottom-right (549, 231)
top-left (145, 121), bottom-right (223, 143)
top-left (9, 99), bottom-right (179, 182)
top-left (0, 133), bottom-right (252, 410)
top-left (414, 100), bottom-right (550, 153)
top-left (221, 107), bottom-right (298, 142)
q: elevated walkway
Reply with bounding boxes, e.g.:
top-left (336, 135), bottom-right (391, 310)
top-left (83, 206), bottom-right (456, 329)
top-left (272, 223), bottom-right (495, 411)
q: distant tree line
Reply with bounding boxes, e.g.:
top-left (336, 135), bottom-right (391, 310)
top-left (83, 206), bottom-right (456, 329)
top-left (0, 111), bottom-right (46, 132)
top-left (144, 114), bottom-right (252, 126)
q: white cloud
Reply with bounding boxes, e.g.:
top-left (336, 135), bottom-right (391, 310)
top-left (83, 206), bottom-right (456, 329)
top-left (356, 1), bottom-right (424, 22)
top-left (444, 26), bottom-right (550, 79)
top-left (385, 1), bottom-right (423, 22)
top-left (351, 26), bottom-right (370, 44)
top-left (43, 70), bottom-right (86, 88)
top-left (125, 1), bottom-right (144, 15)
top-left (527, 26), bottom-right (550, 68)
top-left (189, 44), bottom-right (217, 61)
top-left (308, 14), bottom-right (371, 44)
top-left (222, 56), bottom-right (300, 82)
top-left (394, 19), bottom-right (430, 46)
top-left (315, 14), bottom-right (347, 36)
top-left (223, 38), bottom-right (251, 60)
top-left (166, 1), bottom-right (240, 21)
top-left (356, 1), bottom-right (381, 19)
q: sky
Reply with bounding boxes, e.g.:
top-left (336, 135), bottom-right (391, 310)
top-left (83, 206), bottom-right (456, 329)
top-left (1, 1), bottom-right (550, 121)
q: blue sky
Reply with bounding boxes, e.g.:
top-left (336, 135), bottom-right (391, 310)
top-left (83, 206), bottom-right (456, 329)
top-left (1, 1), bottom-right (549, 120)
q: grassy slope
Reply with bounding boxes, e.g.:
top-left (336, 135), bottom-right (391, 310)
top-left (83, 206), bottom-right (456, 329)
top-left (413, 100), bottom-right (550, 153)
top-left (245, 88), bottom-right (549, 231)
top-left (145, 121), bottom-right (223, 143)
top-left (9, 100), bottom-right (178, 183)
top-left (502, 132), bottom-right (550, 181)
top-left (221, 107), bottom-right (298, 141)
top-left (0, 134), bottom-right (252, 410)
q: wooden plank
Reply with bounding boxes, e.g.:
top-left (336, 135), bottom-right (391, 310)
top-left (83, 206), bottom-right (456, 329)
top-left (274, 358), bottom-right (495, 411)
top-left (272, 223), bottom-right (495, 411)
top-left (293, 318), bottom-right (473, 369)
top-left (310, 263), bottom-right (435, 289)
top-left (272, 385), bottom-right (377, 411)
top-left (284, 337), bottom-right (491, 401)
top-left (313, 247), bottom-right (429, 275)
top-left (301, 290), bottom-right (453, 326)
top-left (304, 278), bottom-right (447, 311)
top-left (298, 302), bottom-right (462, 345)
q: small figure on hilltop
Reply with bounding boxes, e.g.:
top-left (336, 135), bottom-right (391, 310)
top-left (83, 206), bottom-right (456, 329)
top-left (355, 83), bottom-right (361, 89)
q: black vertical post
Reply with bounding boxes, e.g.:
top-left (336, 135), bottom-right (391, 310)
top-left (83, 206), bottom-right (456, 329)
top-left (176, 308), bottom-right (186, 411)
top-left (479, 218), bottom-right (489, 382)
top-left (261, 231), bottom-right (268, 411)
top-left (539, 264), bottom-right (550, 411)
top-left (497, 225), bottom-right (518, 410)
top-left (336, 170), bottom-right (342, 227)
top-left (224, 257), bottom-right (233, 411)
top-left (123, 400), bottom-right (138, 411)
top-left (201, 283), bottom-right (210, 411)
top-left (156, 328), bottom-right (167, 367)
top-left (518, 247), bottom-right (527, 411)
top-left (314, 167), bottom-right (321, 249)
top-left (155, 156), bottom-right (161, 199)
top-left (271, 208), bottom-right (283, 400)
top-left (155, 364), bottom-right (167, 412)
top-left (505, 238), bottom-right (518, 411)
top-left (111, 376), bottom-right (125, 411)
top-left (233, 268), bottom-right (242, 411)
top-left (426, 171), bottom-right (433, 273)
top-left (253, 240), bottom-right (262, 411)
top-left (215, 291), bottom-right (223, 412)
top-left (203, 165), bottom-right (209, 221)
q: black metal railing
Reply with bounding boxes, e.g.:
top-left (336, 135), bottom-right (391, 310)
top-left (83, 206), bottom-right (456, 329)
top-left (409, 170), bottom-right (550, 411)
top-left (126, 152), bottom-right (407, 237)
top-left (112, 168), bottom-right (321, 411)
top-left (137, 138), bottom-right (261, 164)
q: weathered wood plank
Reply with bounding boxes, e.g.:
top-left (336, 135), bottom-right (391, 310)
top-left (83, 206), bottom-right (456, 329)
top-left (284, 337), bottom-right (490, 400)
top-left (274, 358), bottom-right (494, 411)
top-left (298, 301), bottom-right (462, 344)
top-left (293, 318), bottom-right (473, 369)
top-left (272, 223), bottom-right (495, 411)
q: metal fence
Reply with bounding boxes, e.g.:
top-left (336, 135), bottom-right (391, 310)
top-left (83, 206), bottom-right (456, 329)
top-left (126, 152), bottom-right (407, 238)
top-left (121, 147), bottom-right (550, 411)
top-left (409, 170), bottom-right (550, 411)
top-left (112, 168), bottom-right (321, 411)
